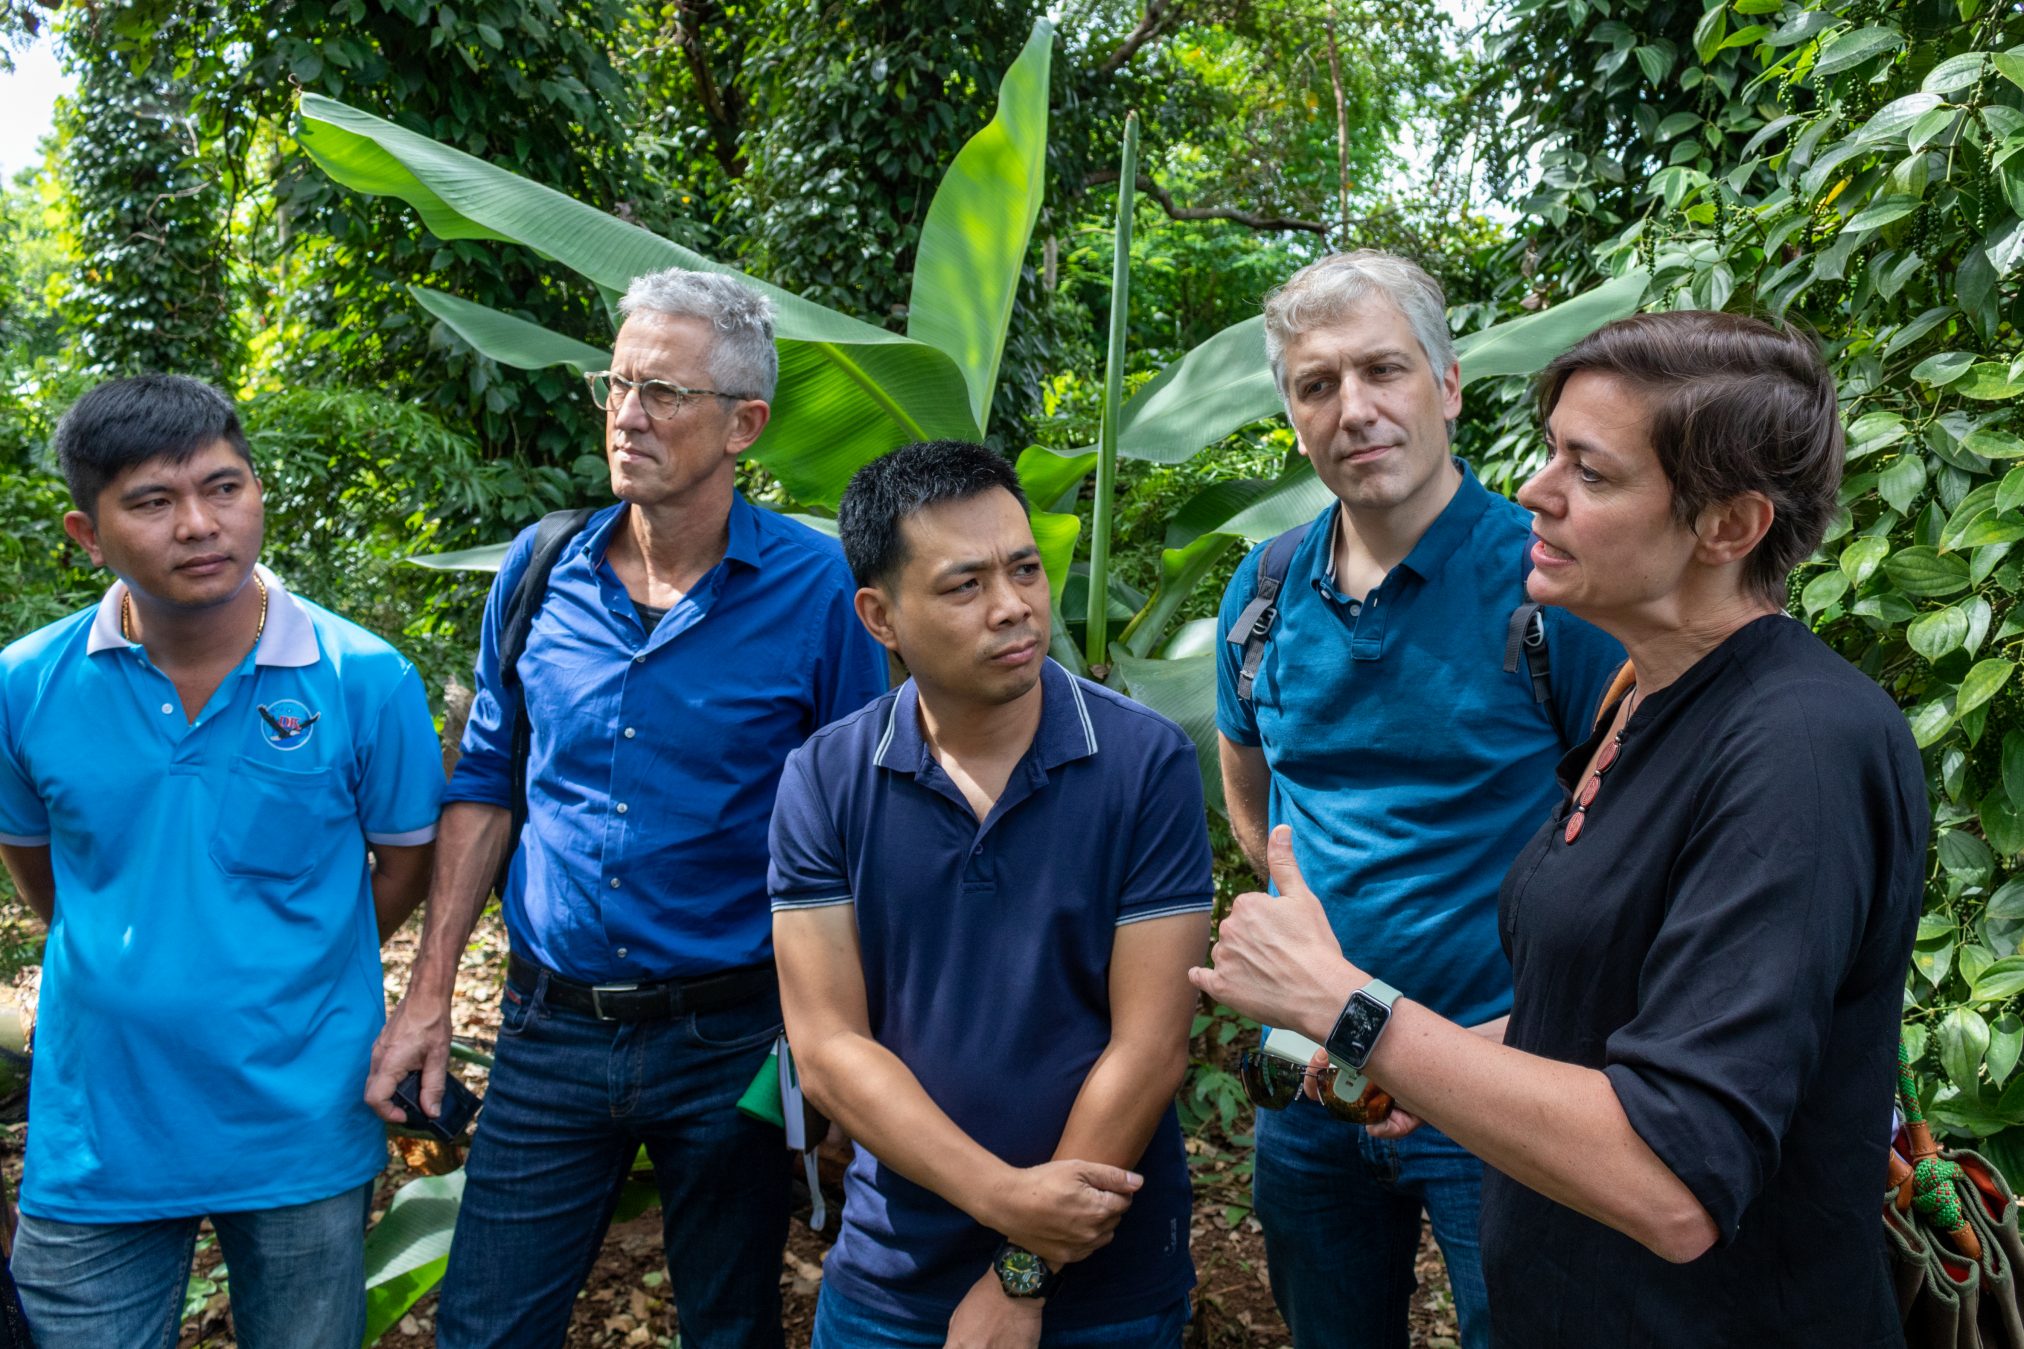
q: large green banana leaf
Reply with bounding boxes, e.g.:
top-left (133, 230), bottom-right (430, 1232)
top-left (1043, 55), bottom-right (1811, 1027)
top-left (906, 19), bottom-right (1053, 434)
top-left (412, 286), bottom-right (609, 372)
top-left (295, 94), bottom-right (978, 505)
top-left (1112, 653), bottom-right (1225, 816)
top-left (1115, 315), bottom-right (1275, 465)
top-left (1116, 532), bottom-right (1243, 659)
top-left (1450, 269), bottom-right (1651, 386)
top-left (362, 1169), bottom-right (464, 1344)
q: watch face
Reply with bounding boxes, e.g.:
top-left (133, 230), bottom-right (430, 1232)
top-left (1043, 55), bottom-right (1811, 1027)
top-left (1328, 991), bottom-right (1391, 1064)
top-left (995, 1246), bottom-right (1051, 1297)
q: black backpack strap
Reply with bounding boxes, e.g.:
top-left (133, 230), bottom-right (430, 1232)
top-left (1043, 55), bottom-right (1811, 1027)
top-left (1504, 601), bottom-right (1549, 702)
top-left (495, 506), bottom-right (596, 898)
top-left (1504, 541), bottom-right (1561, 742)
top-left (1227, 521), bottom-right (1314, 704)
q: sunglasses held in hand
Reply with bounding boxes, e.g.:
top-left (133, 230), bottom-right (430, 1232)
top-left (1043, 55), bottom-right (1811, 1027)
top-left (1239, 1027), bottom-right (1393, 1126)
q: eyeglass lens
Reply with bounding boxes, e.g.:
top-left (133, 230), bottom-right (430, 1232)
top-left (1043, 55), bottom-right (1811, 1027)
top-left (590, 374), bottom-right (689, 419)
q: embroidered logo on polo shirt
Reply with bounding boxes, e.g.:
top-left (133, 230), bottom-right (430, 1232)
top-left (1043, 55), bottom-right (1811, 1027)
top-left (258, 700), bottom-right (321, 751)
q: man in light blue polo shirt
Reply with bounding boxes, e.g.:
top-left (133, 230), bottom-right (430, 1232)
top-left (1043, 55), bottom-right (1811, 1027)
top-left (0, 375), bottom-right (443, 1349)
top-left (1215, 252), bottom-right (1622, 1349)
top-left (772, 440), bottom-right (1213, 1348)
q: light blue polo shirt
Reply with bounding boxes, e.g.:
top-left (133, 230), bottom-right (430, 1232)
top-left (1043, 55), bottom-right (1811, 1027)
top-left (0, 568), bottom-right (443, 1220)
top-left (1215, 464), bottom-right (1624, 1026)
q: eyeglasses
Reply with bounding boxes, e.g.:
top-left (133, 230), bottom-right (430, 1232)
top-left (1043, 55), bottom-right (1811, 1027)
top-left (585, 371), bottom-right (756, 420)
top-left (1238, 1045), bottom-right (1393, 1125)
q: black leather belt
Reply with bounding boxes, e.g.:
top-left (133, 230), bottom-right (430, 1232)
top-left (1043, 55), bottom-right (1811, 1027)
top-left (507, 951), bottom-right (776, 1023)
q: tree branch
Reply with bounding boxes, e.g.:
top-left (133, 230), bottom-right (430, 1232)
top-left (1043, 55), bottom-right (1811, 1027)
top-left (1097, 0), bottom-right (1184, 77)
top-left (675, 0), bottom-right (744, 178)
top-left (1083, 169), bottom-right (1329, 235)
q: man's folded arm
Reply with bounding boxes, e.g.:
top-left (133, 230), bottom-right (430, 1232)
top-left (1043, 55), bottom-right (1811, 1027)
top-left (1051, 910), bottom-right (1210, 1172)
top-left (776, 906), bottom-right (996, 1193)
top-left (774, 904), bottom-right (1138, 1268)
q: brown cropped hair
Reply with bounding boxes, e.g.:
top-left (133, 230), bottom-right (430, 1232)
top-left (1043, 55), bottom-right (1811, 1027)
top-left (1534, 311), bottom-right (1844, 604)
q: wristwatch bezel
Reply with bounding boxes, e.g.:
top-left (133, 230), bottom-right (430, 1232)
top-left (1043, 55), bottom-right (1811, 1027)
top-left (1324, 978), bottom-right (1399, 1072)
top-left (992, 1241), bottom-right (1061, 1299)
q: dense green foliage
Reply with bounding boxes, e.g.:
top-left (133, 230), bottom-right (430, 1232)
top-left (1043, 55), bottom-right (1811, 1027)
top-left (1461, 0), bottom-right (2024, 1161)
top-left (14, 0), bottom-right (2019, 1306)
top-left (62, 0), bottom-right (647, 464)
top-left (58, 13), bottom-right (241, 384)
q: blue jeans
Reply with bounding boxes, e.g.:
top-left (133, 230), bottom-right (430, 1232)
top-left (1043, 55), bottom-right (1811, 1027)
top-left (9, 1181), bottom-right (371, 1349)
top-left (1252, 1100), bottom-right (1489, 1349)
top-left (811, 1283), bottom-right (1188, 1347)
top-left (435, 973), bottom-right (790, 1349)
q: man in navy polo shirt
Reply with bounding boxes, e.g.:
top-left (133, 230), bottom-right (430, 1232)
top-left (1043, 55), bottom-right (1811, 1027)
top-left (0, 374), bottom-right (443, 1348)
top-left (771, 440), bottom-right (1213, 1347)
top-left (365, 268), bottom-right (887, 1347)
top-left (1214, 251), bottom-right (1622, 1349)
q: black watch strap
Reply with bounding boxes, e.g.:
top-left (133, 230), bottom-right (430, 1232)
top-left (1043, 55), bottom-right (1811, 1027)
top-left (992, 1241), bottom-right (1063, 1299)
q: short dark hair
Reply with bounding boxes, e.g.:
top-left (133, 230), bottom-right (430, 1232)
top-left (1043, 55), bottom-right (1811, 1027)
top-left (54, 374), bottom-right (254, 515)
top-left (1535, 311), bottom-right (1842, 603)
top-left (837, 440), bottom-right (1028, 588)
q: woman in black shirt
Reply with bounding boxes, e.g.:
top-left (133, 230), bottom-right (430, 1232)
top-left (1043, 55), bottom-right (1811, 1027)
top-left (1196, 310), bottom-right (1926, 1345)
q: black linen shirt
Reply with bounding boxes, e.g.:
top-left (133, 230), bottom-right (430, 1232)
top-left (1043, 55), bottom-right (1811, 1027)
top-left (1481, 614), bottom-right (1926, 1346)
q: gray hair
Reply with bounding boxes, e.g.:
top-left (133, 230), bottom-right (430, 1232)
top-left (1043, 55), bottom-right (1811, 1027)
top-left (1263, 251), bottom-right (1456, 402)
top-left (617, 268), bottom-right (779, 402)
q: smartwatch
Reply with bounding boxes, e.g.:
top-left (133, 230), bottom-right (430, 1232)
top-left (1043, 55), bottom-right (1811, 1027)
top-left (1324, 978), bottom-right (1400, 1072)
top-left (992, 1241), bottom-right (1063, 1300)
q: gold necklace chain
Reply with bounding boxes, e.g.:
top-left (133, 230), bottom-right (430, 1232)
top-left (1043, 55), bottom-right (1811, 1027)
top-left (121, 574), bottom-right (269, 655)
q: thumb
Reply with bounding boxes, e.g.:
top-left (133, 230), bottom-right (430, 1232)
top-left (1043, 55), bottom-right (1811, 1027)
top-left (1077, 1162), bottom-right (1145, 1195)
top-left (1267, 824), bottom-right (1309, 899)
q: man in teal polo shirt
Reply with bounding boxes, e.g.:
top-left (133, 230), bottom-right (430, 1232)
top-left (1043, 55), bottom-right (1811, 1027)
top-left (0, 374), bottom-right (443, 1348)
top-left (1215, 252), bottom-right (1623, 1349)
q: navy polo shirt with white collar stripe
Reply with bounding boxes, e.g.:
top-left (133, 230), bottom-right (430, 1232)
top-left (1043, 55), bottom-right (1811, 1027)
top-left (769, 657), bottom-right (1212, 1328)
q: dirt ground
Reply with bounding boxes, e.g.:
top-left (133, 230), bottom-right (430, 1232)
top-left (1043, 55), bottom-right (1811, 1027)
top-left (2, 907), bottom-right (1458, 1348)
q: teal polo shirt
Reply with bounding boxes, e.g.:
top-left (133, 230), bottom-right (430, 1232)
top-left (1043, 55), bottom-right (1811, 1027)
top-left (1215, 464), bottom-right (1624, 1026)
top-left (0, 568), bottom-right (443, 1220)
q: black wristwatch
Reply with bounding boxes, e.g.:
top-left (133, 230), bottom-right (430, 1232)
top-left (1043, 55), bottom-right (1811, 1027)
top-left (1324, 977), bottom-right (1400, 1072)
top-left (992, 1241), bottom-right (1063, 1299)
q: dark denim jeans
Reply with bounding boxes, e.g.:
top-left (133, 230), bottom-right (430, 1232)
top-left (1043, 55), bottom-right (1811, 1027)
top-left (10, 1181), bottom-right (372, 1349)
top-left (434, 971), bottom-right (790, 1349)
top-left (811, 1283), bottom-right (1188, 1347)
top-left (1252, 1099), bottom-right (1490, 1349)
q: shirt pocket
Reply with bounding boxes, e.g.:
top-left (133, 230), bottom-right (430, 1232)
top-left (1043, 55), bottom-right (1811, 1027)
top-left (209, 754), bottom-right (353, 883)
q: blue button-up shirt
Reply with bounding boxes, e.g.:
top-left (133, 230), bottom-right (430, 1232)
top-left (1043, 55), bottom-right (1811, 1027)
top-left (449, 495), bottom-right (888, 982)
top-left (1216, 463), bottom-right (1624, 1026)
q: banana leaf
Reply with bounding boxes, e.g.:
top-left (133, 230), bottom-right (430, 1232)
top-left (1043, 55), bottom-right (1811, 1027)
top-left (362, 1169), bottom-right (465, 1344)
top-left (906, 19), bottom-right (1053, 433)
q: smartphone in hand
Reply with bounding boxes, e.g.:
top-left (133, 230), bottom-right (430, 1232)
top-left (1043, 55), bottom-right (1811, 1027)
top-left (391, 1070), bottom-right (482, 1142)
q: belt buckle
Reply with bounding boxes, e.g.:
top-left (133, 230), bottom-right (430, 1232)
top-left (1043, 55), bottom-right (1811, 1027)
top-left (590, 981), bottom-right (642, 1020)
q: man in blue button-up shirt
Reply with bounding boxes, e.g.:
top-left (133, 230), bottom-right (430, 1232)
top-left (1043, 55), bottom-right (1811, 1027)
top-left (366, 269), bottom-right (887, 1348)
top-left (1214, 252), bottom-right (1622, 1349)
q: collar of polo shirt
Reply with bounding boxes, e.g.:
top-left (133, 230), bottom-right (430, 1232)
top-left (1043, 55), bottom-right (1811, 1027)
top-left (84, 564), bottom-right (320, 667)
